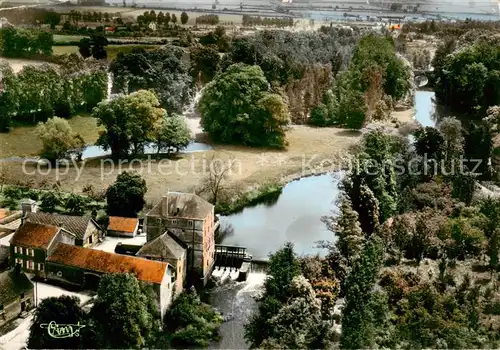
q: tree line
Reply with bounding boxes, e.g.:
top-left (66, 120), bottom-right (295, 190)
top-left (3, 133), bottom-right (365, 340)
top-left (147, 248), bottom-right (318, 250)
top-left (0, 27), bottom-right (53, 58)
top-left (242, 15), bottom-right (294, 27)
top-left (195, 14), bottom-right (219, 26)
top-left (245, 121), bottom-right (500, 348)
top-left (0, 55), bottom-right (107, 131)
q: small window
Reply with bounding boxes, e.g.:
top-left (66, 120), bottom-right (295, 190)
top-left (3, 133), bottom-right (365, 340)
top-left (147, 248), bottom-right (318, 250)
top-left (57, 271), bottom-right (62, 277)
top-left (171, 219), bottom-right (177, 225)
top-left (178, 265), bottom-right (181, 273)
top-left (30, 249), bottom-right (34, 257)
top-left (38, 263), bottom-right (44, 271)
top-left (14, 246), bottom-right (17, 254)
top-left (89, 236), bottom-right (93, 244)
top-left (188, 220), bottom-right (193, 226)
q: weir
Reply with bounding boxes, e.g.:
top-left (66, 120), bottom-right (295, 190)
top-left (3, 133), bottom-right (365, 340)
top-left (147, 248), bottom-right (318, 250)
top-left (213, 244), bottom-right (256, 281)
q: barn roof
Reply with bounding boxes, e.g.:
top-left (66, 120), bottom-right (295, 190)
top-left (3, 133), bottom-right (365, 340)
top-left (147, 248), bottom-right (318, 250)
top-left (47, 243), bottom-right (168, 284)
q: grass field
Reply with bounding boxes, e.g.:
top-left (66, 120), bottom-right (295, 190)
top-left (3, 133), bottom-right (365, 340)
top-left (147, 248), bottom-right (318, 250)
top-left (1, 124), bottom-right (359, 202)
top-left (0, 115), bottom-right (101, 158)
top-left (53, 34), bottom-right (87, 43)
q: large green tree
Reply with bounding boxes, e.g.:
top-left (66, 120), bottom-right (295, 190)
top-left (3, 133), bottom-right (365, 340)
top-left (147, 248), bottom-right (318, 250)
top-left (93, 90), bottom-right (165, 158)
top-left (434, 38), bottom-right (500, 113)
top-left (89, 274), bottom-right (159, 349)
top-left (110, 46), bottom-right (192, 113)
top-left (35, 117), bottom-right (85, 163)
top-left (189, 45), bottom-right (221, 84)
top-left (106, 171), bottom-right (147, 217)
top-left (0, 62), bottom-right (19, 131)
top-left (245, 242), bottom-right (301, 348)
top-left (27, 296), bottom-right (90, 349)
top-left (340, 237), bottom-right (389, 349)
top-left (162, 290), bottom-right (222, 347)
top-left (154, 115), bottom-right (191, 155)
top-left (199, 63), bottom-right (289, 148)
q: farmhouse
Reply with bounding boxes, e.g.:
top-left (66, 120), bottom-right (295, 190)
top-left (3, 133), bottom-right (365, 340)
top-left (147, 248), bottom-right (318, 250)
top-left (10, 222), bottom-right (76, 278)
top-left (145, 192), bottom-right (218, 285)
top-left (24, 212), bottom-right (101, 248)
top-left (46, 243), bottom-right (175, 319)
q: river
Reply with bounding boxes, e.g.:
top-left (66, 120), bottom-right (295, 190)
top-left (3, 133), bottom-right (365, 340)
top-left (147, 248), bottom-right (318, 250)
top-left (208, 89), bottom-right (437, 349)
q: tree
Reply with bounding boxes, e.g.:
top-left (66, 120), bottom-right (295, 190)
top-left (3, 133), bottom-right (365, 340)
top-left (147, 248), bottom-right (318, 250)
top-left (0, 27), bottom-right (53, 58)
top-left (439, 117), bottom-right (464, 164)
top-left (40, 191), bottom-right (61, 213)
top-left (93, 90), bottom-right (165, 158)
top-left (245, 243), bottom-right (301, 348)
top-left (413, 126), bottom-right (445, 162)
top-left (106, 171), bottom-right (147, 217)
top-left (0, 62), bottom-right (20, 131)
top-left (154, 115), bottom-right (191, 156)
top-left (64, 193), bottom-right (89, 215)
top-left (35, 117), bottom-right (85, 163)
top-left (110, 46), bottom-right (192, 113)
top-left (90, 33), bottom-right (108, 60)
top-left (27, 296), bottom-right (90, 349)
top-left (189, 45), bottom-right (221, 84)
top-left (199, 64), bottom-right (289, 148)
top-left (165, 12), bottom-right (171, 27)
top-left (180, 11), bottom-right (188, 25)
top-left (162, 289), bottom-right (222, 347)
top-left (197, 155), bottom-right (235, 206)
top-left (43, 10), bottom-right (61, 29)
top-left (340, 237), bottom-right (388, 349)
top-left (333, 196), bottom-right (365, 262)
top-left (157, 11), bottom-right (164, 25)
top-left (90, 274), bottom-right (158, 349)
top-left (171, 14), bottom-right (177, 25)
top-left (487, 229), bottom-right (500, 269)
top-left (261, 276), bottom-right (326, 348)
top-left (78, 38), bottom-right (92, 58)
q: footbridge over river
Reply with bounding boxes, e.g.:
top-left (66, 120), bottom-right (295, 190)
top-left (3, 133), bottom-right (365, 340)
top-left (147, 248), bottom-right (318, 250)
top-left (213, 244), bottom-right (268, 281)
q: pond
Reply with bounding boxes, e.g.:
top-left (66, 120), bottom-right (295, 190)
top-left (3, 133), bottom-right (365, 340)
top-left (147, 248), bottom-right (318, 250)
top-left (80, 142), bottom-right (213, 160)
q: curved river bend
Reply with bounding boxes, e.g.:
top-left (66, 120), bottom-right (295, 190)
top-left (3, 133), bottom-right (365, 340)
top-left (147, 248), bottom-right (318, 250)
top-left (211, 90), bottom-right (437, 349)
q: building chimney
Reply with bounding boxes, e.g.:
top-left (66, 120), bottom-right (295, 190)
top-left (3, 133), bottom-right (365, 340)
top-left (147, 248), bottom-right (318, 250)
top-left (20, 199), bottom-right (36, 218)
top-left (161, 193), bottom-right (169, 219)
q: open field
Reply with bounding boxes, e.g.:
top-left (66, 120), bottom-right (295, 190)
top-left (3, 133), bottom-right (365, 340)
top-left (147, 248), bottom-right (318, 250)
top-left (1, 125), bottom-right (359, 203)
top-left (51, 7), bottom-right (246, 25)
top-left (0, 115), bottom-right (101, 158)
top-left (53, 34), bottom-right (86, 43)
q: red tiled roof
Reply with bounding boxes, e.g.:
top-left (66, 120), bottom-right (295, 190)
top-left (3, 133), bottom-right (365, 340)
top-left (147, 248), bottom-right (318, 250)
top-left (47, 243), bottom-right (168, 284)
top-left (11, 222), bottom-right (59, 249)
top-left (108, 217), bottom-right (138, 233)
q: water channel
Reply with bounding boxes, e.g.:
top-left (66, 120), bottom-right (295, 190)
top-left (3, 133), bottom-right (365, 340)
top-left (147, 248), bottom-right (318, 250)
top-left (209, 89), bottom-right (437, 349)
